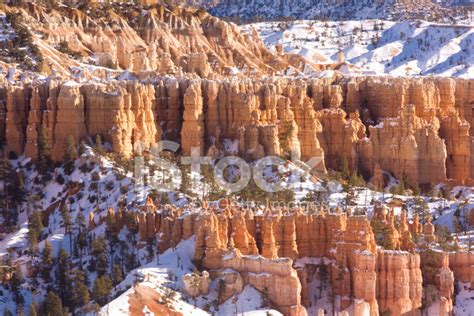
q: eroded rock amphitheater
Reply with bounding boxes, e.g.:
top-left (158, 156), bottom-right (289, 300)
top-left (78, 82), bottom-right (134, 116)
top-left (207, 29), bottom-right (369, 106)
top-left (2, 75), bottom-right (474, 187)
top-left (1, 3), bottom-right (473, 188)
top-left (1, 2), bottom-right (474, 316)
top-left (93, 198), bottom-right (474, 316)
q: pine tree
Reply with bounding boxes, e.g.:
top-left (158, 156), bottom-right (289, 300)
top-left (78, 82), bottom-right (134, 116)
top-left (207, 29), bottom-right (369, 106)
top-left (64, 136), bottom-right (77, 161)
top-left (64, 136), bottom-right (77, 175)
top-left (44, 291), bottom-right (64, 316)
top-left (92, 275), bottom-right (112, 306)
top-left (340, 155), bottom-right (350, 179)
top-left (91, 237), bottom-right (108, 276)
top-left (11, 265), bottom-right (24, 305)
top-left (72, 269), bottom-right (90, 310)
top-left (60, 206), bottom-right (72, 253)
top-left (0, 154), bottom-right (13, 231)
top-left (412, 184), bottom-right (421, 196)
top-left (3, 307), bottom-right (13, 316)
top-left (75, 212), bottom-right (87, 258)
top-left (349, 171), bottom-right (365, 187)
top-left (41, 241), bottom-right (53, 282)
top-left (318, 262), bottom-right (328, 299)
top-left (105, 210), bottom-right (117, 240)
top-left (28, 211), bottom-right (44, 254)
top-left (30, 210), bottom-right (44, 231)
top-left (37, 126), bottom-right (51, 174)
top-left (60, 206), bottom-right (71, 233)
top-left (11, 170), bottom-right (25, 202)
top-left (28, 302), bottom-right (38, 316)
top-left (112, 263), bottom-right (123, 287)
top-left (8, 171), bottom-right (26, 228)
top-left (28, 232), bottom-right (39, 257)
top-left (55, 248), bottom-right (72, 306)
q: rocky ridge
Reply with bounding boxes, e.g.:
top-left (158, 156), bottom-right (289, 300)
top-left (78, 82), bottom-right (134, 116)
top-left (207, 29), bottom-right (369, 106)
top-left (0, 2), bottom-right (316, 77)
top-left (93, 198), bottom-right (474, 316)
top-left (2, 75), bottom-right (474, 186)
top-left (205, 0), bottom-right (472, 23)
top-left (0, 2), bottom-right (473, 316)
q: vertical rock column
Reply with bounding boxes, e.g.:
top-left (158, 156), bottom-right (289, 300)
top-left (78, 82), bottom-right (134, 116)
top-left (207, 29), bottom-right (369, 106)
top-left (376, 250), bottom-right (422, 315)
top-left (125, 82), bottom-right (159, 152)
top-left (51, 83), bottom-right (87, 160)
top-left (5, 85), bottom-right (29, 156)
top-left (350, 251), bottom-right (378, 316)
top-left (24, 87), bottom-right (44, 158)
top-left (181, 81), bottom-right (204, 155)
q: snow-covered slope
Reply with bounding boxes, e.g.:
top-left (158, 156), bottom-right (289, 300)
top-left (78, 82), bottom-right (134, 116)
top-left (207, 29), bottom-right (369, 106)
top-left (209, 0), bottom-right (473, 23)
top-left (243, 19), bottom-right (474, 77)
top-left (1, 146), bottom-right (474, 314)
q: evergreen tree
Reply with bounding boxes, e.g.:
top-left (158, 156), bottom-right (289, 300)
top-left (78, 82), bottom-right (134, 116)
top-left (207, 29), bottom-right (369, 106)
top-left (105, 210), bottom-right (118, 242)
top-left (0, 154), bottom-right (12, 231)
top-left (3, 307), bottom-right (13, 316)
top-left (55, 249), bottom-right (72, 306)
top-left (349, 171), bottom-right (365, 187)
top-left (318, 262), bottom-right (328, 299)
top-left (63, 136), bottom-right (77, 175)
top-left (72, 269), bottom-right (90, 310)
top-left (28, 211), bottom-right (44, 254)
top-left (41, 241), bottom-right (53, 282)
top-left (28, 302), bottom-right (38, 316)
top-left (37, 126), bottom-right (51, 174)
top-left (91, 237), bottom-right (108, 276)
top-left (11, 265), bottom-right (24, 305)
top-left (412, 184), bottom-right (421, 196)
top-left (30, 211), bottom-right (44, 231)
top-left (340, 155), bottom-right (350, 179)
top-left (28, 230), bottom-right (38, 255)
top-left (112, 263), bottom-right (123, 287)
top-left (60, 206), bottom-right (72, 253)
top-left (64, 135), bottom-right (77, 161)
top-left (92, 275), bottom-right (112, 306)
top-left (75, 212), bottom-right (87, 258)
top-left (10, 170), bottom-right (26, 206)
top-left (5, 170), bottom-right (26, 230)
top-left (44, 291), bottom-right (64, 316)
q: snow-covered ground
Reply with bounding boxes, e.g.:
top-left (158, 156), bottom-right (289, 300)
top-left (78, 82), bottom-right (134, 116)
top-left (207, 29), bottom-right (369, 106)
top-left (209, 0), bottom-right (474, 24)
top-left (0, 148), bottom-right (290, 315)
top-left (100, 237), bottom-right (281, 315)
top-left (1, 147), bottom-right (474, 315)
top-left (243, 19), bottom-right (474, 77)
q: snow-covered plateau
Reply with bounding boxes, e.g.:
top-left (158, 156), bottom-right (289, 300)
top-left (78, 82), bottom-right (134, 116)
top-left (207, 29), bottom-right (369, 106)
top-left (243, 19), bottom-right (474, 77)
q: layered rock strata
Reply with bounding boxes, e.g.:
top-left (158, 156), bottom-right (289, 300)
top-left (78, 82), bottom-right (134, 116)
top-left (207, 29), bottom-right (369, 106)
top-left (97, 203), bottom-right (429, 316)
top-left (2, 75), bottom-right (474, 185)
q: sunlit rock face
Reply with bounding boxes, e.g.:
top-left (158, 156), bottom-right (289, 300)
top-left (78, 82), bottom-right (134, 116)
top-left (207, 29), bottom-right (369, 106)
top-left (3, 76), bottom-right (474, 186)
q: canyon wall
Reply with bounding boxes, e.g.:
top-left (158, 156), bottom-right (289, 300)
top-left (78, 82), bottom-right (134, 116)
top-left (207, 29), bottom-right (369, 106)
top-left (6, 2), bottom-right (312, 78)
top-left (91, 195), bottom-right (474, 316)
top-left (2, 75), bottom-right (474, 185)
top-left (98, 202), bottom-right (429, 316)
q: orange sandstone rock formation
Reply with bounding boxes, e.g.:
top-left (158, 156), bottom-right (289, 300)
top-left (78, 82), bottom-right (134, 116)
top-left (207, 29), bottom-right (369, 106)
top-left (3, 76), bottom-right (473, 186)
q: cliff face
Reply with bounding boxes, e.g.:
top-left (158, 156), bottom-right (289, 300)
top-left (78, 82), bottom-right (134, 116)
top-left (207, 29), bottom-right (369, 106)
top-left (100, 202), bottom-right (423, 316)
top-left (2, 3), bottom-right (473, 186)
top-left (376, 251), bottom-right (423, 315)
top-left (3, 2), bottom-right (313, 78)
top-left (80, 190), bottom-right (474, 316)
top-left (2, 75), bottom-right (474, 185)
